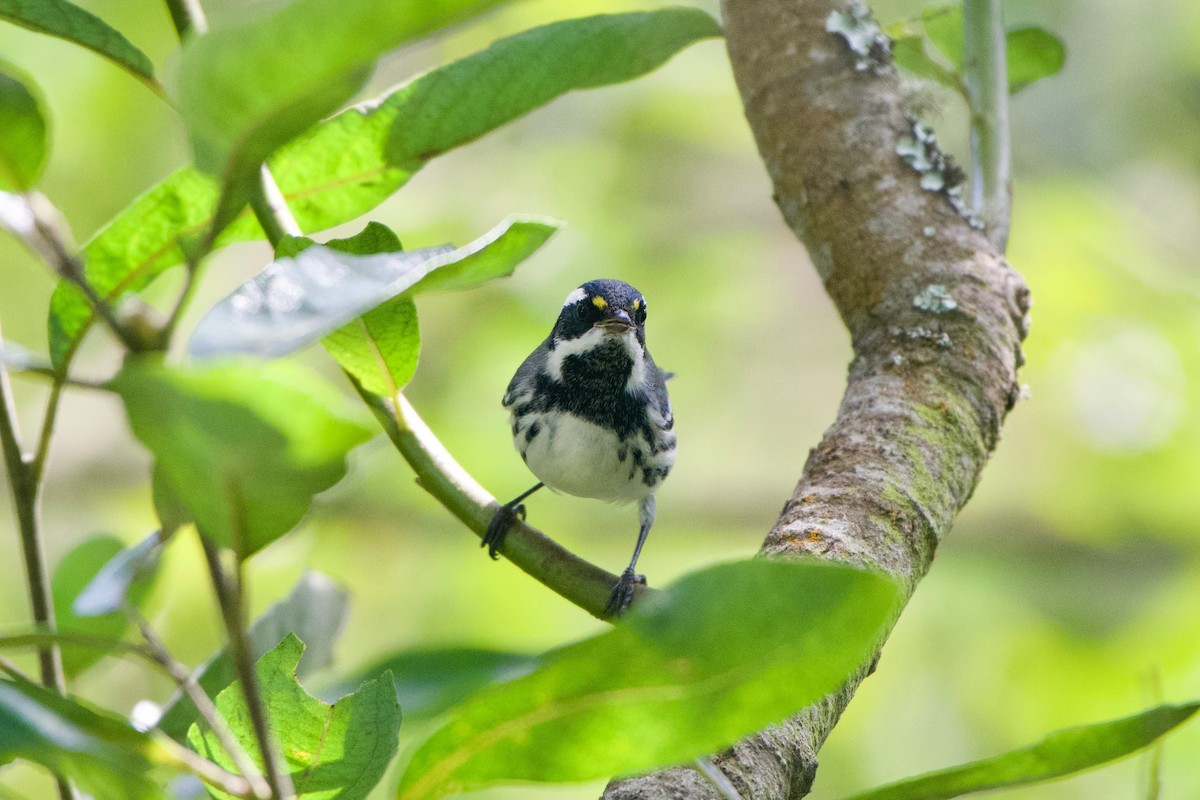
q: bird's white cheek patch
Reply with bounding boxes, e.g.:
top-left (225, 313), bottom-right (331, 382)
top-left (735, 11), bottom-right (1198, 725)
top-left (546, 326), bottom-right (608, 381)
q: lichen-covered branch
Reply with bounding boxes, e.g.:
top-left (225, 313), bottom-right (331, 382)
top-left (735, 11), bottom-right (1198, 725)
top-left (603, 0), bottom-right (1029, 797)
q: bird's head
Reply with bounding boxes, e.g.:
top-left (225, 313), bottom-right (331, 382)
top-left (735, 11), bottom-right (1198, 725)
top-left (552, 279), bottom-right (648, 348)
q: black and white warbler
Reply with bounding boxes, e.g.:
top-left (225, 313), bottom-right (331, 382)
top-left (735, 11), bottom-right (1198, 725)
top-left (483, 279), bottom-right (676, 615)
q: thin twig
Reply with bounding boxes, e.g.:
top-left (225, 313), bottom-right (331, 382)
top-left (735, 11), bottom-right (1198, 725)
top-left (0, 654), bottom-right (36, 682)
top-left (29, 380), bottom-right (63, 486)
top-left (249, 166), bottom-right (302, 248)
top-left (0, 323), bottom-right (67, 697)
top-left (201, 539), bottom-right (295, 799)
top-left (155, 735), bottom-right (255, 799)
top-left (352, 381), bottom-right (640, 619)
top-left (127, 605), bottom-right (272, 800)
top-left (963, 0), bottom-right (1012, 251)
top-left (693, 757), bottom-right (745, 800)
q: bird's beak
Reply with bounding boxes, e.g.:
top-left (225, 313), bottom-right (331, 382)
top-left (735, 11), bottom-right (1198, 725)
top-left (597, 308), bottom-right (633, 332)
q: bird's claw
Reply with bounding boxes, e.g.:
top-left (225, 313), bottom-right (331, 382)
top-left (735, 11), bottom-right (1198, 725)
top-left (482, 502), bottom-right (526, 560)
top-left (604, 568), bottom-right (647, 618)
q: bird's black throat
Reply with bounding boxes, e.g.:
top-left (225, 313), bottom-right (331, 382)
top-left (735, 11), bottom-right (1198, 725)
top-left (517, 338), bottom-right (653, 440)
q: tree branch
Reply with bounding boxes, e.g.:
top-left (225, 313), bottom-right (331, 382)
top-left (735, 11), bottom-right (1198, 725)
top-left (353, 385), bottom-right (646, 619)
top-left (603, 0), bottom-right (1029, 797)
top-left (963, 0), bottom-right (1011, 250)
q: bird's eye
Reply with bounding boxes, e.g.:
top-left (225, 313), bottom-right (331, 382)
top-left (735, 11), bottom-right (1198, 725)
top-left (635, 302), bottom-right (647, 324)
top-left (575, 302), bottom-right (590, 320)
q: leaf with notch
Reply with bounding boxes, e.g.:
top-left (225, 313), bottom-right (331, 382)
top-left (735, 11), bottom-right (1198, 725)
top-left (47, 7), bottom-right (721, 372)
top-left (187, 633), bottom-right (400, 800)
top-left (110, 359), bottom-right (373, 558)
top-left (0, 0), bottom-right (153, 82)
top-left (158, 572), bottom-right (349, 742)
top-left (0, 673), bottom-right (169, 799)
top-left (397, 560), bottom-right (900, 799)
top-left (843, 703), bottom-right (1199, 800)
top-left (0, 63), bottom-right (47, 191)
top-left (187, 217), bottom-right (558, 365)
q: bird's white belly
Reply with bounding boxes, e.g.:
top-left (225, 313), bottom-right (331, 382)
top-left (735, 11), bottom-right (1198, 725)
top-left (516, 412), bottom-right (657, 504)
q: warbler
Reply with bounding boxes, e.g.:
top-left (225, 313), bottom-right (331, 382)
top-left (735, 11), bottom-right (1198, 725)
top-left (484, 279), bottom-right (676, 616)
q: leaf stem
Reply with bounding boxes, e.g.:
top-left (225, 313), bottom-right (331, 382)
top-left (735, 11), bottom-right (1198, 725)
top-left (127, 605), bottom-right (272, 800)
top-left (0, 325), bottom-right (67, 694)
top-left (248, 166), bottom-right (303, 249)
top-left (201, 538), bottom-right (295, 799)
top-left (963, 0), bottom-right (1011, 251)
top-left (352, 382), bottom-right (642, 619)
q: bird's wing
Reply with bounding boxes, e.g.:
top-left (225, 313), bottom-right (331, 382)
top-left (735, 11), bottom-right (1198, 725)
top-left (502, 337), bottom-right (552, 408)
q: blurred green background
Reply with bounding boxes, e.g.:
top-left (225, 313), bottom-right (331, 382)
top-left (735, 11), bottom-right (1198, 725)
top-left (3, 0), bottom-right (1200, 798)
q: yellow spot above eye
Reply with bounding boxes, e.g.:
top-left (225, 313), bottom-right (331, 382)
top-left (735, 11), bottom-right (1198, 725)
top-left (592, 296), bottom-right (608, 309)
top-left (632, 299), bottom-right (642, 311)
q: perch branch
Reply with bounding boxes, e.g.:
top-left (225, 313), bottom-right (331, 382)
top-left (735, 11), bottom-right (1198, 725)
top-left (603, 0), bottom-right (1028, 797)
top-left (353, 384), bottom-right (646, 620)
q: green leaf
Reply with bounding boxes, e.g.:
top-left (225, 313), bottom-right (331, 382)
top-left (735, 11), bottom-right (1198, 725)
top-left (0, 674), bottom-right (168, 799)
top-left (397, 560), bottom-right (900, 799)
top-left (322, 648), bottom-right (539, 722)
top-left (110, 359), bottom-right (372, 557)
top-left (176, 0), bottom-right (508, 233)
top-left (51, 535), bottom-right (156, 678)
top-left (843, 703), bottom-right (1200, 800)
top-left (158, 572), bottom-right (349, 741)
top-left (889, 35), bottom-right (960, 91)
top-left (1005, 26), bottom-right (1065, 94)
top-left (0, 63), bottom-right (47, 191)
top-left (0, 0), bottom-right (153, 81)
top-left (187, 634), bottom-right (400, 800)
top-left (921, 4), bottom-right (963, 69)
top-left (187, 217), bottom-right (559, 365)
top-left (72, 529), bottom-right (165, 618)
top-left (46, 7), bottom-right (720, 372)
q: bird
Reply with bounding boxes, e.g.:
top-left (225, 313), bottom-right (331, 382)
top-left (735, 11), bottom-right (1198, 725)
top-left (483, 279), bottom-right (676, 616)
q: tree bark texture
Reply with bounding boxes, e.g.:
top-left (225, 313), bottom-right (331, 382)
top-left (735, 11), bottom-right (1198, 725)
top-left (603, 0), bottom-right (1030, 798)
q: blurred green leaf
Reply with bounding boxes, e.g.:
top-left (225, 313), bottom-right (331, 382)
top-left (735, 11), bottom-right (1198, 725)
top-left (110, 359), bottom-right (372, 558)
top-left (46, 7), bottom-right (720, 372)
top-left (72, 529), bottom-right (165, 618)
top-left (51, 535), bottom-right (155, 677)
top-left (889, 35), bottom-right (960, 91)
top-left (176, 0), bottom-right (507, 233)
top-left (0, 0), bottom-right (154, 81)
top-left (0, 674), bottom-right (167, 799)
top-left (843, 703), bottom-right (1200, 800)
top-left (1006, 27), bottom-right (1065, 94)
top-left (187, 634), bottom-right (400, 800)
top-left (0, 64), bottom-right (47, 191)
top-left (158, 572), bottom-right (349, 741)
top-left (322, 648), bottom-right (539, 722)
top-left (188, 217), bottom-right (558, 366)
top-left (920, 4), bottom-right (963, 69)
top-left (397, 561), bottom-right (899, 799)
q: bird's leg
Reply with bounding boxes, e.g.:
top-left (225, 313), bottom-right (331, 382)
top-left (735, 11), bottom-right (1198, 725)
top-left (605, 495), bottom-right (655, 617)
top-left (482, 482), bottom-right (544, 560)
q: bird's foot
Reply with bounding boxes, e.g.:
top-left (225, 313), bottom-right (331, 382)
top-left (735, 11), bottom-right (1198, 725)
top-left (604, 568), bottom-right (647, 618)
top-left (482, 501), bottom-right (526, 560)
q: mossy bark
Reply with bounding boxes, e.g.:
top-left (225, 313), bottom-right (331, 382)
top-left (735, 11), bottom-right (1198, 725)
top-left (603, 0), bottom-right (1029, 797)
